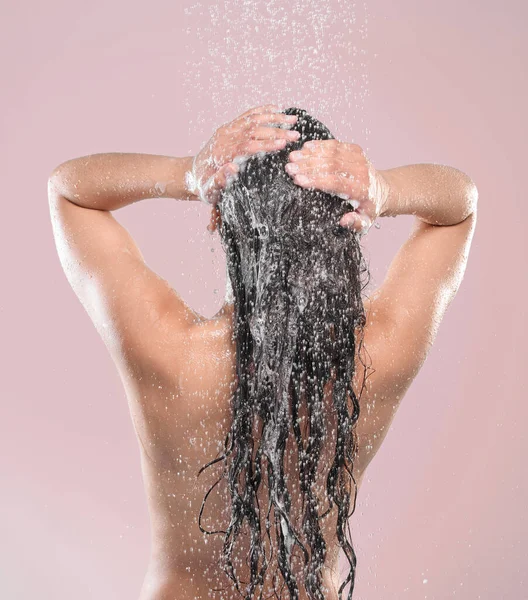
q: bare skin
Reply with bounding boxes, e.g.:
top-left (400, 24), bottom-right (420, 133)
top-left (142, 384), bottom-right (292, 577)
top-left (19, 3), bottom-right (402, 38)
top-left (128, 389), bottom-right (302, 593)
top-left (48, 106), bottom-right (478, 599)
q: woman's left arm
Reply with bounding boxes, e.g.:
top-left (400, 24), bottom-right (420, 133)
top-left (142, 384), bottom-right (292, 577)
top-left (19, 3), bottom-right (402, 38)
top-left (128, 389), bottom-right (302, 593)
top-left (47, 104), bottom-right (299, 375)
top-left (47, 153), bottom-right (203, 379)
top-left (49, 153), bottom-right (197, 210)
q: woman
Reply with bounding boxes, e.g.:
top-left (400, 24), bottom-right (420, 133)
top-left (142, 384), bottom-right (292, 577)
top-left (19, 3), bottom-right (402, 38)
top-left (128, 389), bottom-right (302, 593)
top-left (48, 104), bottom-right (478, 600)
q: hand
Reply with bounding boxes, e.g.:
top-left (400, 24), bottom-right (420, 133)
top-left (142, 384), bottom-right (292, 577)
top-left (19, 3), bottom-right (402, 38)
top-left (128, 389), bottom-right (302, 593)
top-left (284, 139), bottom-right (389, 234)
top-left (189, 104), bottom-right (301, 209)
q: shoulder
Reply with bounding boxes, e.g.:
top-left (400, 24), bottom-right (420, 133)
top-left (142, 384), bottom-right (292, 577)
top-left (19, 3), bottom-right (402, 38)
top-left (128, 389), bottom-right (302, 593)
top-left (49, 194), bottom-right (202, 374)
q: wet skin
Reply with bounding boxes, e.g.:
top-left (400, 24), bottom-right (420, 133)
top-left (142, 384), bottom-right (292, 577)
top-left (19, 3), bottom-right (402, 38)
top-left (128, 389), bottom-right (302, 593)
top-left (48, 193), bottom-right (476, 599)
top-left (131, 300), bottom-right (366, 600)
top-left (111, 209), bottom-right (473, 599)
top-left (48, 119), bottom-right (477, 597)
top-left (126, 297), bottom-right (380, 600)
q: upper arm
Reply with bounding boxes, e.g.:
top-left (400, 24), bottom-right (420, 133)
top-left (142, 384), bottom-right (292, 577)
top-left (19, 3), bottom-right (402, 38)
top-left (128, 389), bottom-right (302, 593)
top-left (362, 210), bottom-right (478, 404)
top-left (48, 191), bottom-right (198, 372)
top-left (351, 212), bottom-right (477, 477)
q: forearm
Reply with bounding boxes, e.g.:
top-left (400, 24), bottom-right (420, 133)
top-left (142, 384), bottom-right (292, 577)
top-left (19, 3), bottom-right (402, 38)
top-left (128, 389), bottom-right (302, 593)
top-left (48, 153), bottom-right (198, 210)
top-left (378, 164), bottom-right (478, 225)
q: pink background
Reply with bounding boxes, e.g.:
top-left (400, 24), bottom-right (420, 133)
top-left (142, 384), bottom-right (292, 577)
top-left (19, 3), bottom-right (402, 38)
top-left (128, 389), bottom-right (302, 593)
top-left (1, 0), bottom-right (526, 598)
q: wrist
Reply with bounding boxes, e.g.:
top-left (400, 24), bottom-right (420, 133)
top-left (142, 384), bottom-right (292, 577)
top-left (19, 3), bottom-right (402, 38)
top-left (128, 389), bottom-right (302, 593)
top-left (377, 169), bottom-right (400, 218)
top-left (165, 156), bottom-right (199, 201)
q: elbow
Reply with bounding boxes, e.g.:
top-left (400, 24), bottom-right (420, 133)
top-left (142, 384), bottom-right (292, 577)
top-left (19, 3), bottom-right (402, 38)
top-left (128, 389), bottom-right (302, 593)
top-left (457, 167), bottom-right (479, 216)
top-left (47, 170), bottom-right (60, 197)
top-left (443, 166), bottom-right (479, 219)
top-left (47, 161), bottom-right (73, 200)
top-left (453, 168), bottom-right (479, 220)
top-left (466, 178), bottom-right (479, 215)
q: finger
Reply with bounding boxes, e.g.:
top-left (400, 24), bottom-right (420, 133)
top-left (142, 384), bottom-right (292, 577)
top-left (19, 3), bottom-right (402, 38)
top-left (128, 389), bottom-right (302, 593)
top-left (207, 208), bottom-right (216, 233)
top-left (299, 139), bottom-right (341, 155)
top-left (242, 138), bottom-right (290, 154)
top-left (287, 146), bottom-right (335, 163)
top-left (217, 162), bottom-right (239, 188)
top-left (289, 172), bottom-right (354, 197)
top-left (284, 159), bottom-right (334, 176)
top-left (208, 206), bottom-right (221, 233)
top-left (224, 161), bottom-right (240, 176)
top-left (339, 211), bottom-right (371, 234)
top-left (219, 112), bottom-right (296, 159)
top-left (207, 206), bottom-right (222, 233)
top-left (216, 124), bottom-right (272, 159)
top-left (354, 206), bottom-right (373, 229)
top-left (339, 211), bottom-right (361, 231)
top-left (221, 106), bottom-right (282, 138)
top-left (294, 170), bottom-right (369, 200)
top-left (206, 172), bottom-right (227, 206)
top-left (238, 107), bottom-right (294, 130)
top-left (250, 126), bottom-right (301, 142)
top-left (202, 163), bottom-right (238, 205)
top-left (252, 112), bottom-right (298, 126)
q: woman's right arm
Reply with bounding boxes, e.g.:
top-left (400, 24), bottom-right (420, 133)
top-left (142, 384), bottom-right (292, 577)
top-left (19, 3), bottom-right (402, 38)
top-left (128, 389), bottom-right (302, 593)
top-left (361, 164), bottom-right (478, 413)
top-left (379, 163), bottom-right (478, 225)
top-left (351, 164), bottom-right (478, 476)
top-left (284, 142), bottom-right (478, 388)
top-left (285, 141), bottom-right (479, 471)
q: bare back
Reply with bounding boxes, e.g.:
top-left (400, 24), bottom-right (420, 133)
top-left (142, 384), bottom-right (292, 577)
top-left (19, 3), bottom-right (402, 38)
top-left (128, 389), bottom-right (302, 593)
top-left (49, 187), bottom-right (477, 599)
top-left (123, 310), bottom-right (352, 600)
top-left (130, 214), bottom-right (477, 600)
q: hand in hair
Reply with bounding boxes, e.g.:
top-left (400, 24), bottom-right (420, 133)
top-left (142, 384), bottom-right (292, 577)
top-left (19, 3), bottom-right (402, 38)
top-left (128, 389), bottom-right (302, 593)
top-left (189, 104), bottom-right (301, 208)
top-left (285, 139), bottom-right (390, 235)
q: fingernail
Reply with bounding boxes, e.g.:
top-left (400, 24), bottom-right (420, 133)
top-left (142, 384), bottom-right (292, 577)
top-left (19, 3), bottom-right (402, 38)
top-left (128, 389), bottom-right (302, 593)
top-left (340, 213), bottom-right (356, 228)
top-left (286, 115), bottom-right (298, 122)
top-left (286, 130), bottom-right (300, 140)
top-left (285, 163), bottom-right (299, 173)
top-left (296, 174), bottom-right (309, 185)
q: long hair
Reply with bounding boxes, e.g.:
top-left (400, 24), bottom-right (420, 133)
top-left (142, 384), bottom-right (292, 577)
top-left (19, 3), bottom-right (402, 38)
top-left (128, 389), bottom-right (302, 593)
top-left (198, 107), bottom-right (371, 600)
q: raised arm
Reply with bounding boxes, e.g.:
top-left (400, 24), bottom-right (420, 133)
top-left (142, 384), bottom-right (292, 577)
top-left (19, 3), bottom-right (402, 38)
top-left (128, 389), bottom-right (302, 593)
top-left (48, 153), bottom-right (204, 377)
top-left (284, 141), bottom-right (478, 475)
top-left (363, 163), bottom-right (478, 398)
top-left (284, 143), bottom-right (477, 390)
top-left (379, 163), bottom-right (477, 224)
top-left (48, 105), bottom-right (301, 376)
top-left (349, 163), bottom-right (478, 474)
top-left (49, 153), bottom-right (198, 210)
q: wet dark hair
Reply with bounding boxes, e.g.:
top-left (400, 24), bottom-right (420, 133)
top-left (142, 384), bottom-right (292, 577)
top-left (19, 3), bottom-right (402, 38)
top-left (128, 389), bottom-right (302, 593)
top-left (199, 107), bottom-right (371, 600)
